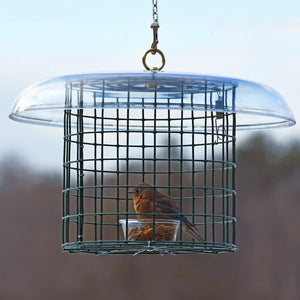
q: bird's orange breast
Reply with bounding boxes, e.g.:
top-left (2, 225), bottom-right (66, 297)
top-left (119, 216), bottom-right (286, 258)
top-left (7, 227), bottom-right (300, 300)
top-left (134, 196), bottom-right (165, 219)
top-left (134, 196), bottom-right (153, 218)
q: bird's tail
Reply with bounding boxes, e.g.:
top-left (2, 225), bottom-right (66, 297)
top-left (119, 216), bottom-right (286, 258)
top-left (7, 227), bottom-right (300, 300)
top-left (183, 222), bottom-right (204, 242)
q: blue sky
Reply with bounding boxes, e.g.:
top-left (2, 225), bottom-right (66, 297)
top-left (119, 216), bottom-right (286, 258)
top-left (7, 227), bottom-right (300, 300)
top-left (1, 0), bottom-right (300, 170)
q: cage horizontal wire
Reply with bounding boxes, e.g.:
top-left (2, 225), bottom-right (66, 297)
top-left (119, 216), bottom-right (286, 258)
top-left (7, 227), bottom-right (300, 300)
top-left (61, 76), bottom-right (237, 254)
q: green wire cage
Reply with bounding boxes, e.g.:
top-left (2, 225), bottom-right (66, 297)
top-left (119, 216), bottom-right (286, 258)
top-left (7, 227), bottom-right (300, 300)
top-left (9, 72), bottom-right (295, 255)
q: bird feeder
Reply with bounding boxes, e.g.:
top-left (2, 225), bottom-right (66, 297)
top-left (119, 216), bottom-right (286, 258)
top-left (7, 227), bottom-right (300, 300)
top-left (9, 1), bottom-right (295, 255)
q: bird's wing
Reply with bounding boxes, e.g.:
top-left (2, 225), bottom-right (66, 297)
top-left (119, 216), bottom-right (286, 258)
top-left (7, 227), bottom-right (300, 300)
top-left (155, 195), bottom-right (180, 215)
top-left (155, 197), bottom-right (192, 225)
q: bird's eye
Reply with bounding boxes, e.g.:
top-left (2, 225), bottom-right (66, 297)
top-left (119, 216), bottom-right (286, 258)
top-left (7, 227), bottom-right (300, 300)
top-left (137, 188), bottom-right (144, 195)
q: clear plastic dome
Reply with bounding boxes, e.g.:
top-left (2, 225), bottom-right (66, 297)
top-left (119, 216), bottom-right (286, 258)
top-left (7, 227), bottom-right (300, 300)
top-left (9, 71), bottom-right (296, 130)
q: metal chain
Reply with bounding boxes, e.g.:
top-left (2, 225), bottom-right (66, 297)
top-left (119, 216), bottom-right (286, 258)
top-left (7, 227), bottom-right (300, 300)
top-left (152, 0), bottom-right (158, 24)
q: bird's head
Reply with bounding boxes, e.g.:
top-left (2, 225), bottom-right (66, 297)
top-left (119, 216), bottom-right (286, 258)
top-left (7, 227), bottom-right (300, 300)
top-left (130, 182), bottom-right (154, 198)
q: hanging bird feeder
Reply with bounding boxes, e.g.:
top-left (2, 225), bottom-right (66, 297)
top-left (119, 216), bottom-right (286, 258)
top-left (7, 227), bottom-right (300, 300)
top-left (9, 0), bottom-right (295, 255)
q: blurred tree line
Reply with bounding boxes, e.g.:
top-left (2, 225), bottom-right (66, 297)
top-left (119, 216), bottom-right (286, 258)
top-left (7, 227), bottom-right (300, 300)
top-left (0, 134), bottom-right (299, 300)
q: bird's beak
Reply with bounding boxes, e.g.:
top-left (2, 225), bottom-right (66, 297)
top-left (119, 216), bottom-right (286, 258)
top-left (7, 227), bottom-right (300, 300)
top-left (128, 188), bottom-right (134, 194)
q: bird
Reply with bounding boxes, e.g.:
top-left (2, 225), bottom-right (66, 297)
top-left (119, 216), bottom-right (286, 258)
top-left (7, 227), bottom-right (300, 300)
top-left (130, 182), bottom-right (204, 242)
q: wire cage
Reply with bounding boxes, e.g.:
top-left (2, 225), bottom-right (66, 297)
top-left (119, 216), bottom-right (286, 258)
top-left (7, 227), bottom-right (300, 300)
top-left (62, 81), bottom-right (236, 254)
top-left (9, 72), bottom-right (295, 255)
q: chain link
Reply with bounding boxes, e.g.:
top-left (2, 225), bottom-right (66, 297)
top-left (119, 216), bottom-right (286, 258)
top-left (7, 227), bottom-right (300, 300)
top-left (152, 0), bottom-right (158, 24)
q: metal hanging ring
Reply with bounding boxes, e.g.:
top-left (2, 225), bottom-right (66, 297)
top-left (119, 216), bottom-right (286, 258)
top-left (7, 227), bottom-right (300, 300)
top-left (142, 48), bottom-right (166, 71)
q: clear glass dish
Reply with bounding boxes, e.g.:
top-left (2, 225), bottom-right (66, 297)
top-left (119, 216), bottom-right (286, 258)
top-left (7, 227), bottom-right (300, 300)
top-left (119, 219), bottom-right (180, 242)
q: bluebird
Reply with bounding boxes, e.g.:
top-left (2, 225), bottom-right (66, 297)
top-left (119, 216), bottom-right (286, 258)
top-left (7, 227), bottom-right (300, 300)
top-left (131, 182), bottom-right (204, 242)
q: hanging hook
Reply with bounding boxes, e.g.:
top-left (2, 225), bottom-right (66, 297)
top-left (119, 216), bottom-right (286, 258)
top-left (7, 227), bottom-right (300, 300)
top-left (142, 0), bottom-right (166, 71)
top-left (142, 22), bottom-right (165, 71)
top-left (214, 118), bottom-right (226, 144)
top-left (151, 22), bottom-right (159, 54)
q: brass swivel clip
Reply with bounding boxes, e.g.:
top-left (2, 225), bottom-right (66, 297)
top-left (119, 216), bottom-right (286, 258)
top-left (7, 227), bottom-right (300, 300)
top-left (142, 22), bottom-right (166, 71)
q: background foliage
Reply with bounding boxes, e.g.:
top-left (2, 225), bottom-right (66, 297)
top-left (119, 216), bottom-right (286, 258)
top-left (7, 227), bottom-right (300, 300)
top-left (0, 134), bottom-right (299, 300)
